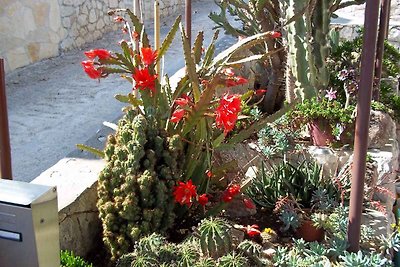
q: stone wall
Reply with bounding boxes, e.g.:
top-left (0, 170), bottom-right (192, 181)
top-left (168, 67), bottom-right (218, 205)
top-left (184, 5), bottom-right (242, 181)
top-left (0, 0), bottom-right (63, 73)
top-left (59, 0), bottom-right (124, 51)
top-left (123, 0), bottom-right (185, 21)
top-left (1, 0), bottom-right (187, 73)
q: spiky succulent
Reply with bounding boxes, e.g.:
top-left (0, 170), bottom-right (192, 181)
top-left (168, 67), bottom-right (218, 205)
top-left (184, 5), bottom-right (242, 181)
top-left (217, 252), bottom-right (249, 267)
top-left (97, 109), bottom-right (185, 259)
top-left (237, 240), bottom-right (264, 266)
top-left (197, 217), bottom-right (233, 259)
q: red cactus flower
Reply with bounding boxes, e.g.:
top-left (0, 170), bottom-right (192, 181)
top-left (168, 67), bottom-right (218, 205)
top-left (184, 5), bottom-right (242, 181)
top-left (173, 180), bottom-right (197, 207)
top-left (81, 60), bottom-right (102, 79)
top-left (225, 76), bottom-right (248, 88)
top-left (198, 194), bottom-right (209, 206)
top-left (215, 94), bottom-right (242, 135)
top-left (175, 98), bottom-right (189, 107)
top-left (246, 224), bottom-right (261, 237)
top-left (243, 198), bottom-right (256, 209)
top-left (170, 109), bottom-right (185, 123)
top-left (222, 184), bottom-right (241, 203)
top-left (132, 68), bottom-right (157, 92)
top-left (113, 16), bottom-right (125, 23)
top-left (84, 49), bottom-right (111, 60)
top-left (255, 89), bottom-right (267, 96)
top-left (206, 170), bottom-right (213, 178)
top-left (132, 31), bottom-right (139, 40)
top-left (270, 31), bottom-right (282, 38)
top-left (141, 47), bottom-right (158, 66)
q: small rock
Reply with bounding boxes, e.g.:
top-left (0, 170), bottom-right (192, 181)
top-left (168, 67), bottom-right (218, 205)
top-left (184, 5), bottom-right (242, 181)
top-left (262, 248), bottom-right (276, 259)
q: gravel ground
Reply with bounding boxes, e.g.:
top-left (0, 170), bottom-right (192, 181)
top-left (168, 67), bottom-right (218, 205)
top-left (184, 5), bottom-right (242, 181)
top-left (5, 0), bottom-right (237, 182)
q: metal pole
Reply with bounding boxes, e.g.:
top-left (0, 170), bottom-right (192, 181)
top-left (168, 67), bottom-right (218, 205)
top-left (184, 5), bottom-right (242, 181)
top-left (374, 0), bottom-right (391, 101)
top-left (0, 58), bottom-right (12, 180)
top-left (347, 0), bottom-right (380, 252)
top-left (185, 0), bottom-right (192, 44)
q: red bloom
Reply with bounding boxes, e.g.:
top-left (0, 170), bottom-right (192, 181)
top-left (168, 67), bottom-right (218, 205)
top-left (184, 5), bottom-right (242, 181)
top-left (114, 16), bottom-right (125, 23)
top-left (141, 47), bottom-right (158, 66)
top-left (132, 68), bottom-right (157, 92)
top-left (222, 68), bottom-right (235, 77)
top-left (198, 194), bottom-right (209, 206)
top-left (243, 198), bottom-right (256, 209)
top-left (246, 224), bottom-right (261, 237)
top-left (173, 180), bottom-right (197, 207)
top-left (215, 94), bottom-right (242, 135)
top-left (255, 89), bottom-right (267, 96)
top-left (270, 31), bottom-right (282, 38)
top-left (222, 184), bottom-right (241, 203)
top-left (81, 60), bottom-right (102, 79)
top-left (225, 76), bottom-right (248, 88)
top-left (206, 170), bottom-right (213, 178)
top-left (84, 49), bottom-right (111, 60)
top-left (175, 98), bottom-right (189, 107)
top-left (171, 109), bottom-right (185, 123)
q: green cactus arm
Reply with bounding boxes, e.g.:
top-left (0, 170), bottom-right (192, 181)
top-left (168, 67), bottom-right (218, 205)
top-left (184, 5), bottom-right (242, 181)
top-left (200, 31), bottom-right (219, 75)
top-left (179, 23), bottom-right (201, 102)
top-left (127, 10), bottom-right (150, 48)
top-left (193, 31), bottom-right (204, 65)
top-left (157, 15), bottom-right (181, 62)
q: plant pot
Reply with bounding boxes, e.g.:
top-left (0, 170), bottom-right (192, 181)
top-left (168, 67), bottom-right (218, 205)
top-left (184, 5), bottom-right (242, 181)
top-left (295, 220), bottom-right (324, 242)
top-left (308, 119), bottom-right (334, 146)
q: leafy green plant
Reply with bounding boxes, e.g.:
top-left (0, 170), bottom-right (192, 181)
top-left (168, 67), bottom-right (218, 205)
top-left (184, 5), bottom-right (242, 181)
top-left (60, 250), bottom-right (93, 267)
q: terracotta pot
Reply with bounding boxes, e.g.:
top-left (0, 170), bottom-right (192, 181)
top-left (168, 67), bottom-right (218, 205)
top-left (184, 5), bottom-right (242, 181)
top-left (295, 220), bottom-right (324, 242)
top-left (308, 119), bottom-right (334, 146)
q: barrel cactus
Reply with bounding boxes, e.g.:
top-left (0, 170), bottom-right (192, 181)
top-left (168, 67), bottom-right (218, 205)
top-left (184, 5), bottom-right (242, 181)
top-left (197, 217), bottom-right (233, 259)
top-left (97, 108), bottom-right (185, 259)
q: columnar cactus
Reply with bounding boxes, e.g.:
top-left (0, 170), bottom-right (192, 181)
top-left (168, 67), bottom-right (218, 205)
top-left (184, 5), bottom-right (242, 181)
top-left (97, 108), bottom-right (185, 259)
top-left (197, 217), bottom-right (233, 259)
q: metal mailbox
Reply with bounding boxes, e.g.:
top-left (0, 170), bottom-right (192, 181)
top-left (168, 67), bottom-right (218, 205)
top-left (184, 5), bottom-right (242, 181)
top-left (0, 179), bottom-right (60, 267)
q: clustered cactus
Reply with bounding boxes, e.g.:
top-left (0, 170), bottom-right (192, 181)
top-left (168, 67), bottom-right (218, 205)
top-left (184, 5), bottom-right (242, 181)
top-left (97, 108), bottom-right (185, 259)
top-left (116, 218), bottom-right (267, 267)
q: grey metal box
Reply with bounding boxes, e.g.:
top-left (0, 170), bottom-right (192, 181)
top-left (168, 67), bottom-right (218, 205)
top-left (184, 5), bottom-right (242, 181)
top-left (0, 179), bottom-right (60, 267)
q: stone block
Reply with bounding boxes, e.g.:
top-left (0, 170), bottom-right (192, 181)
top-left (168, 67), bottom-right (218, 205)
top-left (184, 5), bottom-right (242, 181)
top-left (89, 9), bottom-right (97, 23)
top-left (61, 6), bottom-right (75, 17)
top-left (31, 158), bottom-right (105, 257)
top-left (6, 46), bottom-right (30, 70)
top-left (23, 7), bottom-right (37, 36)
top-left (39, 43), bottom-right (59, 59)
top-left (96, 18), bottom-right (105, 30)
top-left (33, 2), bottom-right (50, 27)
top-left (27, 42), bottom-right (40, 62)
top-left (62, 17), bottom-right (71, 28)
top-left (49, 0), bottom-right (62, 32)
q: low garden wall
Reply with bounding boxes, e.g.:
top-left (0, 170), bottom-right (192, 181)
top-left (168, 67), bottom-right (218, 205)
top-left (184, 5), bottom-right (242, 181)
top-left (0, 0), bottom-right (195, 73)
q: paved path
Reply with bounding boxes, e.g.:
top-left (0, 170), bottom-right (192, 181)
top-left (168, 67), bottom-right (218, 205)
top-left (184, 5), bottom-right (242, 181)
top-left (6, 0), bottom-right (236, 182)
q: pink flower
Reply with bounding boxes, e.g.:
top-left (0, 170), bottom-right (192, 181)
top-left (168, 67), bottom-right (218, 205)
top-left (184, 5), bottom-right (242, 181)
top-left (325, 89), bottom-right (337, 101)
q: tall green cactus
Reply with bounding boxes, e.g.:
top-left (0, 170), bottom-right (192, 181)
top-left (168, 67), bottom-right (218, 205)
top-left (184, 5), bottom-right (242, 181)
top-left (97, 108), bottom-right (185, 259)
top-left (282, 0), bottom-right (365, 102)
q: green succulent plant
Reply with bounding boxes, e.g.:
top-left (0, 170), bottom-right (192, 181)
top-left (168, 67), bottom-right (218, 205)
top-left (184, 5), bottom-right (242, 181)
top-left (217, 252), bottom-right (249, 267)
top-left (237, 240), bottom-right (264, 266)
top-left (60, 250), bottom-right (93, 267)
top-left (197, 217), bottom-right (233, 259)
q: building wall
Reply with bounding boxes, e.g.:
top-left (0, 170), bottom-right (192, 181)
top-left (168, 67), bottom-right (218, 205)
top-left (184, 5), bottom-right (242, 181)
top-left (0, 0), bottom-right (185, 73)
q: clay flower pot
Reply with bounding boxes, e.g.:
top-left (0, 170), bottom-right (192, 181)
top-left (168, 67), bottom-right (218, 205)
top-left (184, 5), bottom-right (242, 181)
top-left (308, 119), bottom-right (335, 146)
top-left (295, 219), bottom-right (325, 242)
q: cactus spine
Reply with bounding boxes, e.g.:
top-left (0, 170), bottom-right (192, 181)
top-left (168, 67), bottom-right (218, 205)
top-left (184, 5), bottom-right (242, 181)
top-left (98, 108), bottom-right (185, 260)
top-left (198, 217), bottom-right (233, 259)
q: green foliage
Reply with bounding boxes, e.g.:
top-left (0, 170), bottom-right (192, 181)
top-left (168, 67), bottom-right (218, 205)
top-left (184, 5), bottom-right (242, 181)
top-left (237, 240), bottom-right (265, 266)
top-left (217, 252), bottom-right (249, 267)
top-left (197, 217), bottom-right (233, 259)
top-left (60, 250), bottom-right (93, 267)
top-left (246, 160), bottom-right (337, 209)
